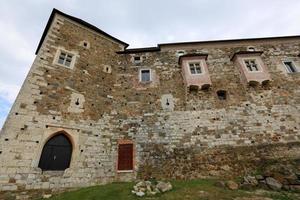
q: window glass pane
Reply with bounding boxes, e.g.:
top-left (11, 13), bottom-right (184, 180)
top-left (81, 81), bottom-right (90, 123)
top-left (190, 66), bottom-right (196, 74)
top-left (58, 57), bottom-right (65, 64)
top-left (141, 70), bottom-right (150, 82)
top-left (189, 63), bottom-right (201, 74)
top-left (195, 66), bottom-right (202, 74)
top-left (284, 62), bottom-right (296, 73)
top-left (252, 64), bottom-right (258, 71)
top-left (65, 60), bottom-right (71, 67)
top-left (245, 60), bottom-right (259, 71)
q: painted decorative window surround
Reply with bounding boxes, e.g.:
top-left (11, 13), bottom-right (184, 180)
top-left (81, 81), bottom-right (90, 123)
top-left (179, 54), bottom-right (211, 90)
top-left (117, 140), bottom-right (135, 172)
top-left (53, 47), bottom-right (79, 69)
top-left (231, 51), bottom-right (271, 86)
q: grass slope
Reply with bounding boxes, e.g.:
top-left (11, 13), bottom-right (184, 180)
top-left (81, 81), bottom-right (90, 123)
top-left (47, 179), bottom-right (300, 200)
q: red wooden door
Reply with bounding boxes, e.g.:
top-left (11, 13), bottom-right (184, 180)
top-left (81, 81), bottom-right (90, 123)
top-left (118, 144), bottom-right (133, 170)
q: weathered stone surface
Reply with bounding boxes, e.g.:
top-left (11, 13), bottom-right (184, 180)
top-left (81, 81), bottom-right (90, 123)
top-left (226, 180), bottom-right (239, 190)
top-left (265, 177), bottom-right (282, 190)
top-left (156, 181), bottom-right (172, 192)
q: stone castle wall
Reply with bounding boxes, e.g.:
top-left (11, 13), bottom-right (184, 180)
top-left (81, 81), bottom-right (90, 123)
top-left (0, 11), bottom-right (299, 198)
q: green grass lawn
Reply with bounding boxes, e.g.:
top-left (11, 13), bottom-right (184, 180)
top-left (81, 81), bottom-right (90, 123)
top-left (47, 179), bottom-right (300, 200)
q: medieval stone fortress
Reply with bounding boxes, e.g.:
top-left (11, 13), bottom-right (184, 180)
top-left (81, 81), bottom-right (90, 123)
top-left (0, 8), bottom-right (299, 197)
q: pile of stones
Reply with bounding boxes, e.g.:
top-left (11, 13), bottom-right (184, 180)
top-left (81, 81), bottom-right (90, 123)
top-left (132, 180), bottom-right (172, 197)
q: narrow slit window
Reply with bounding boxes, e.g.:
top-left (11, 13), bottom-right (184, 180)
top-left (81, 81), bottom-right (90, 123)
top-left (244, 59), bottom-right (259, 71)
top-left (140, 69), bottom-right (151, 82)
top-left (284, 61), bottom-right (297, 73)
top-left (189, 63), bottom-right (202, 74)
top-left (57, 51), bottom-right (73, 67)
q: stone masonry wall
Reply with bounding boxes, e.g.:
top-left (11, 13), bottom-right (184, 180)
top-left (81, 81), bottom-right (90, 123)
top-left (0, 11), bottom-right (299, 199)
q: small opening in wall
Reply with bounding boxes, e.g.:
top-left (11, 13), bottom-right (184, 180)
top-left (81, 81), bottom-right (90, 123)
top-left (83, 42), bottom-right (88, 47)
top-left (166, 99), bottom-right (170, 106)
top-left (40, 91), bottom-right (43, 95)
top-left (0, 151), bottom-right (2, 154)
top-left (247, 46), bottom-right (256, 51)
top-left (52, 116), bottom-right (56, 120)
top-left (75, 98), bottom-right (80, 106)
top-left (4, 138), bottom-right (9, 141)
top-left (134, 56), bottom-right (141, 62)
top-left (106, 67), bottom-right (109, 72)
top-left (81, 150), bottom-right (83, 152)
top-left (33, 101), bottom-right (38, 104)
top-left (90, 123), bottom-right (93, 126)
top-left (36, 141), bottom-right (39, 143)
top-left (45, 125), bottom-right (48, 128)
top-left (217, 90), bottom-right (227, 100)
top-left (15, 112), bottom-right (19, 115)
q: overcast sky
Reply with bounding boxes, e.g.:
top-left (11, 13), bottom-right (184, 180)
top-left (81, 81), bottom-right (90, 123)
top-left (1, 0), bottom-right (300, 129)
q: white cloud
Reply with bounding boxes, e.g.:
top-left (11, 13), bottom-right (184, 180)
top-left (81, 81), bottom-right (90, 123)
top-left (0, 82), bottom-right (20, 104)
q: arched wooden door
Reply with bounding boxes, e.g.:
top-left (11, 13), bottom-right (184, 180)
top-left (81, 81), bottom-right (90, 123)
top-left (38, 134), bottom-right (72, 171)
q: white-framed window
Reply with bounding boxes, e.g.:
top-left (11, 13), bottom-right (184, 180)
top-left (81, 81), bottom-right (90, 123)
top-left (139, 69), bottom-right (151, 82)
top-left (134, 56), bottom-right (141, 63)
top-left (58, 52), bottom-right (73, 67)
top-left (283, 61), bottom-right (297, 73)
top-left (53, 48), bottom-right (77, 69)
top-left (244, 59), bottom-right (259, 72)
top-left (189, 62), bottom-right (202, 74)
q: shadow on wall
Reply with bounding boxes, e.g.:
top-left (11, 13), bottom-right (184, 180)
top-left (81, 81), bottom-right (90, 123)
top-left (138, 142), bottom-right (300, 180)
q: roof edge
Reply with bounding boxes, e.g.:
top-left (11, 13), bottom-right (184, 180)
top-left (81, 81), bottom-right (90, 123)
top-left (35, 8), bottom-right (129, 55)
top-left (117, 35), bottom-right (300, 54)
top-left (158, 35), bottom-right (300, 47)
top-left (116, 47), bottom-right (160, 54)
top-left (230, 51), bottom-right (264, 61)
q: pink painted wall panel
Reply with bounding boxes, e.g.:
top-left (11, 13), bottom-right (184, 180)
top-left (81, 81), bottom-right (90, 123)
top-left (181, 56), bottom-right (212, 90)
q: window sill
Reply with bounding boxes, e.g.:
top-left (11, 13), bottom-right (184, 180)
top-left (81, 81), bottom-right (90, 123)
top-left (117, 170), bottom-right (134, 173)
top-left (139, 81), bottom-right (152, 84)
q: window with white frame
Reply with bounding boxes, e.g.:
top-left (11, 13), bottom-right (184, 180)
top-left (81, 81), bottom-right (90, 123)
top-left (283, 61), bottom-right (297, 73)
top-left (57, 51), bottom-right (74, 67)
top-left (140, 69), bottom-right (151, 82)
top-left (133, 56), bottom-right (142, 64)
top-left (244, 59), bottom-right (259, 71)
top-left (189, 62), bottom-right (202, 74)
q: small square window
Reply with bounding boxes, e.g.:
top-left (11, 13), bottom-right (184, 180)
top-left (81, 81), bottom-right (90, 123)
top-left (57, 51), bottom-right (74, 68)
top-left (140, 69), bottom-right (151, 82)
top-left (283, 61), bottom-right (297, 73)
top-left (134, 56), bottom-right (141, 63)
top-left (189, 63), bottom-right (202, 74)
top-left (244, 59), bottom-right (259, 71)
top-left (217, 90), bottom-right (227, 100)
